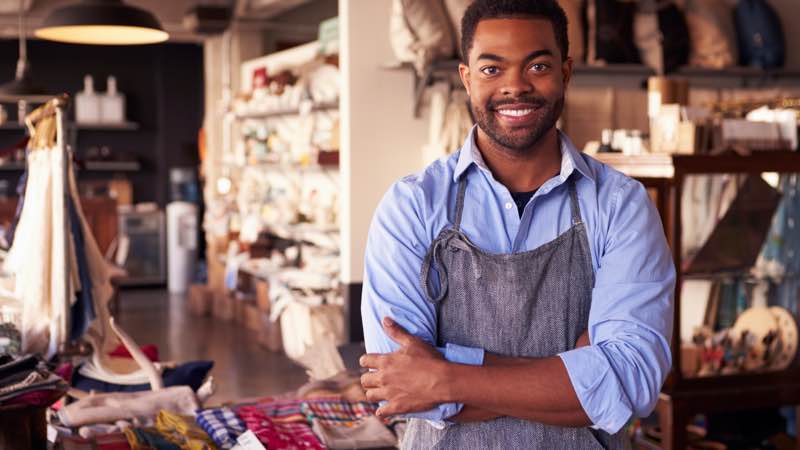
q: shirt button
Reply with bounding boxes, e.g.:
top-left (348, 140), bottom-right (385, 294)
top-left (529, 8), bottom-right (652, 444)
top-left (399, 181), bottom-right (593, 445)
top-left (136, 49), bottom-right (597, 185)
top-left (505, 202), bottom-right (513, 210)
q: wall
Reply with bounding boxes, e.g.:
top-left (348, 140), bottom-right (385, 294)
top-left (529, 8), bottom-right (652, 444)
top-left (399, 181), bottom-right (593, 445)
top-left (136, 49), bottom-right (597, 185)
top-left (0, 40), bottom-right (204, 207)
top-left (339, 0), bottom-right (428, 285)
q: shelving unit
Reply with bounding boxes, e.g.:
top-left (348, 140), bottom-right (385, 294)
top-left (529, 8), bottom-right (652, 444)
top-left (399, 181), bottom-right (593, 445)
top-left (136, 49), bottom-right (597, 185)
top-left (235, 101), bottom-right (339, 120)
top-left (401, 60), bottom-right (800, 117)
top-left (596, 151), bottom-right (800, 450)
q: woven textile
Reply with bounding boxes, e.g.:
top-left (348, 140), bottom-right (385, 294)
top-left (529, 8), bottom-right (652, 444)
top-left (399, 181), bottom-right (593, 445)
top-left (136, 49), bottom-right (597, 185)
top-left (195, 407), bottom-right (246, 450)
top-left (300, 400), bottom-right (377, 427)
top-left (237, 405), bottom-right (324, 450)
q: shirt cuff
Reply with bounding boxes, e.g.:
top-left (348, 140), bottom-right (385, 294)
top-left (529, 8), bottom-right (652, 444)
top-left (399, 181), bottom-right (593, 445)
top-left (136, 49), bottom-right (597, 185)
top-left (558, 345), bottom-right (633, 434)
top-left (411, 343), bottom-right (484, 428)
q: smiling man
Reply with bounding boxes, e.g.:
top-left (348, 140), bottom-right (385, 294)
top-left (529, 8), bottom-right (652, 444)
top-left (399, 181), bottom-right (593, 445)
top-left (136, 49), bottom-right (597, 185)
top-left (360, 1), bottom-right (675, 449)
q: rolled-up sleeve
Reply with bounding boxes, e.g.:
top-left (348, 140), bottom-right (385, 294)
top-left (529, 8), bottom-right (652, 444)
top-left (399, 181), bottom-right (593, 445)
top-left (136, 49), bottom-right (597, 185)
top-left (362, 178), bottom-right (485, 424)
top-left (559, 177), bottom-right (675, 434)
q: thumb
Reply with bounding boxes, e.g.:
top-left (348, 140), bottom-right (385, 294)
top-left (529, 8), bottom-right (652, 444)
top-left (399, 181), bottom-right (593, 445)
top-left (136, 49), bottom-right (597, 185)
top-left (383, 317), bottom-right (417, 346)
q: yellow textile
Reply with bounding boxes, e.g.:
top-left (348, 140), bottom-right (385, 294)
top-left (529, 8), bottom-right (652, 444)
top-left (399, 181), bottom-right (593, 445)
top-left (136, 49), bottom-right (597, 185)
top-left (123, 428), bottom-right (155, 450)
top-left (155, 410), bottom-right (217, 450)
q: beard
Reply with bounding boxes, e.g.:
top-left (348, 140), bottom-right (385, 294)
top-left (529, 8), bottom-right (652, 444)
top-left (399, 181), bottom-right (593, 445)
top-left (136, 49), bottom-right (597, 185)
top-left (470, 93), bottom-right (564, 153)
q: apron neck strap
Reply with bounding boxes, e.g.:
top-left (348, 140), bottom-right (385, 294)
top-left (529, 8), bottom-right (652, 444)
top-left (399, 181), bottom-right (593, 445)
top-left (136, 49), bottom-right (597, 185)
top-left (453, 176), bottom-right (468, 231)
top-left (568, 177), bottom-right (582, 226)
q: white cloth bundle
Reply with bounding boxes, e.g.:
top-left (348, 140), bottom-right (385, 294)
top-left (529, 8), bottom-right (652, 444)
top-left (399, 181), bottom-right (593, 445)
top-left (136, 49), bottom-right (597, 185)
top-left (58, 385), bottom-right (199, 427)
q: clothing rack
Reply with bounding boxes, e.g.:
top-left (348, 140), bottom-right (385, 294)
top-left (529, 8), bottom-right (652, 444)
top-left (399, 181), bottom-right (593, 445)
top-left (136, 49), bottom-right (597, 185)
top-left (23, 94), bottom-right (74, 354)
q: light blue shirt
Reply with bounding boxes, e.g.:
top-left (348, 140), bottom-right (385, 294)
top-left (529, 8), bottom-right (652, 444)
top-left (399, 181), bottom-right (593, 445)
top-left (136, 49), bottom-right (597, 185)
top-left (361, 127), bottom-right (675, 434)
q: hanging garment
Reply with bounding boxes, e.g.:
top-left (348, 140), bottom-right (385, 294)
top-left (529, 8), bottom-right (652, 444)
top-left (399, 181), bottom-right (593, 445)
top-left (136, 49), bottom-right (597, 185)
top-left (154, 410), bottom-right (216, 450)
top-left (406, 178), bottom-right (629, 449)
top-left (5, 143), bottom-right (70, 355)
top-left (195, 407), bottom-right (247, 450)
top-left (237, 405), bottom-right (325, 450)
top-left (67, 195), bottom-right (96, 342)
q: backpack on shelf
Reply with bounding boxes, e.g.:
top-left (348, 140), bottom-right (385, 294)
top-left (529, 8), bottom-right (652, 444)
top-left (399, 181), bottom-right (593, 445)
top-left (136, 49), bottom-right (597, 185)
top-left (735, 0), bottom-right (785, 69)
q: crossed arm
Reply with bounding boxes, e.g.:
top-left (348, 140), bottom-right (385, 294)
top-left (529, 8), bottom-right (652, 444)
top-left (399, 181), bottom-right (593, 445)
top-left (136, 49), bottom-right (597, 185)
top-left (360, 317), bottom-right (592, 426)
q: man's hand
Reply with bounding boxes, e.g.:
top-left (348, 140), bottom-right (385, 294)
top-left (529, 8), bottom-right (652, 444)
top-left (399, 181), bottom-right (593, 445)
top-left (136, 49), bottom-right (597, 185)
top-left (360, 317), bottom-right (449, 418)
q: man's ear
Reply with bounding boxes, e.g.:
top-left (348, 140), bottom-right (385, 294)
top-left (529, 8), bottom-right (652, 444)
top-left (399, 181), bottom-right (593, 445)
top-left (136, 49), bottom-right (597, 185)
top-left (459, 63), bottom-right (471, 97)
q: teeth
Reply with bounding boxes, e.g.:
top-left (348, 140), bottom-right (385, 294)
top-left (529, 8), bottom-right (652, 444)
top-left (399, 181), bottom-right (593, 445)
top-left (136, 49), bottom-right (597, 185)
top-left (498, 109), bottom-right (534, 117)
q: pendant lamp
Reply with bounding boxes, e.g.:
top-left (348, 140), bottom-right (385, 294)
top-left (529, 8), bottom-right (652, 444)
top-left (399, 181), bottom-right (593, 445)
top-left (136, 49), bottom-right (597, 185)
top-left (0, 0), bottom-right (51, 102)
top-left (35, 0), bottom-right (169, 45)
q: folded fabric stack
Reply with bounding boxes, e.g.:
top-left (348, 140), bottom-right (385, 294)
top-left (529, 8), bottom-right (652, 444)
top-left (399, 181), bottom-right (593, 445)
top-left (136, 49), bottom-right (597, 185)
top-left (52, 372), bottom-right (404, 450)
top-left (0, 354), bottom-right (67, 408)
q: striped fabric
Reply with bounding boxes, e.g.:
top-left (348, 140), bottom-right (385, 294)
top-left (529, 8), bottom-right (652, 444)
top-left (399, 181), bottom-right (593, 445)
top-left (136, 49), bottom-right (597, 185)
top-left (195, 407), bottom-right (246, 450)
top-left (248, 397), bottom-right (338, 424)
top-left (237, 405), bottom-right (325, 450)
top-left (300, 400), bottom-right (377, 427)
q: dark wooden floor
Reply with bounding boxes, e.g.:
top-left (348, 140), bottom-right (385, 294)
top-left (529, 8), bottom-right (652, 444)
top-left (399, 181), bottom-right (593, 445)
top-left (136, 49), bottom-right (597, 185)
top-left (115, 288), bottom-right (307, 405)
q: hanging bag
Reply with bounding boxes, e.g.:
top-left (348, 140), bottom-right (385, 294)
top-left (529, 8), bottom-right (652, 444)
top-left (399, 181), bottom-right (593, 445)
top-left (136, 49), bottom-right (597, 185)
top-left (734, 0), bottom-right (785, 69)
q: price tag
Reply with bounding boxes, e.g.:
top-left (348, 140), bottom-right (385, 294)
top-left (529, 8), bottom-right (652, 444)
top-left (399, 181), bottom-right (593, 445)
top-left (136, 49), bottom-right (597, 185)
top-left (237, 430), bottom-right (266, 450)
top-left (47, 424), bottom-right (59, 443)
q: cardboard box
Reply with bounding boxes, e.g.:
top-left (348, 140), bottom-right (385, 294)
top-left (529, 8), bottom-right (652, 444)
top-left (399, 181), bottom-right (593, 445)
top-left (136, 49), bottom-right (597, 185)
top-left (212, 292), bottom-right (235, 321)
top-left (258, 315), bottom-right (283, 353)
top-left (255, 280), bottom-right (271, 313)
top-left (242, 301), bottom-right (262, 332)
top-left (188, 284), bottom-right (212, 316)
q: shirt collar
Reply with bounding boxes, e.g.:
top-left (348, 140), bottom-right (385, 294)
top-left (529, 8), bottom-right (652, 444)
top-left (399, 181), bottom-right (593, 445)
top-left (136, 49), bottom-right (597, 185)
top-left (453, 126), bottom-right (595, 183)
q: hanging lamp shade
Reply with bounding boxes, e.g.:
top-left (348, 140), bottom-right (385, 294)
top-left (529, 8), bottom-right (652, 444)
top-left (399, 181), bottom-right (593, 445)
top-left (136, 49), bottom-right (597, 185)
top-left (0, 72), bottom-right (52, 103)
top-left (0, 1), bottom-right (52, 103)
top-left (35, 0), bottom-right (169, 45)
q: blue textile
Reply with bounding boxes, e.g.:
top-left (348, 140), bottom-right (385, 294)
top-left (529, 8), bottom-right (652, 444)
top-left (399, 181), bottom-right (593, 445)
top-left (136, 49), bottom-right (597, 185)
top-left (361, 127), bottom-right (675, 433)
top-left (195, 407), bottom-right (246, 449)
top-left (67, 196), bottom-right (96, 342)
top-left (72, 360), bottom-right (213, 393)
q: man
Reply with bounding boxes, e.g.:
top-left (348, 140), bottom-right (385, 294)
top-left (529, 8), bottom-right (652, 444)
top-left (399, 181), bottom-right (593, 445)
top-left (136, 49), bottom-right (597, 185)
top-left (360, 1), bottom-right (675, 448)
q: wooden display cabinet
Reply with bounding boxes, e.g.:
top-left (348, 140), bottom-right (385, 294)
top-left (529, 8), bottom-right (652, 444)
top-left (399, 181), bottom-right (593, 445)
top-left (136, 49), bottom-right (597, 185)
top-left (596, 151), bottom-right (800, 450)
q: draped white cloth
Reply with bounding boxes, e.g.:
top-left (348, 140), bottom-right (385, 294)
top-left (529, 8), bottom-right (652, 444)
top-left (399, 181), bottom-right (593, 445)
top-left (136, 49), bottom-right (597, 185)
top-left (4, 109), bottom-right (114, 357)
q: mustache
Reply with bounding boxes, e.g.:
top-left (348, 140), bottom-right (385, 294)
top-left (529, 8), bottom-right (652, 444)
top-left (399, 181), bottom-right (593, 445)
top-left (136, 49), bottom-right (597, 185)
top-left (487, 96), bottom-right (547, 110)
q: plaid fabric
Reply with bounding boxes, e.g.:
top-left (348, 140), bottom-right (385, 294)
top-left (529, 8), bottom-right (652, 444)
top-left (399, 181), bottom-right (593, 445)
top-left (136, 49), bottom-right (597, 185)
top-left (300, 400), bottom-right (377, 427)
top-left (237, 405), bottom-right (324, 450)
top-left (247, 397), bottom-right (337, 424)
top-left (195, 407), bottom-right (246, 449)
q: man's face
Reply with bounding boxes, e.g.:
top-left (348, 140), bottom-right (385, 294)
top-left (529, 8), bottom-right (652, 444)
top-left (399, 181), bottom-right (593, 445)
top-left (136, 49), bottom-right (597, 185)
top-left (460, 18), bottom-right (571, 152)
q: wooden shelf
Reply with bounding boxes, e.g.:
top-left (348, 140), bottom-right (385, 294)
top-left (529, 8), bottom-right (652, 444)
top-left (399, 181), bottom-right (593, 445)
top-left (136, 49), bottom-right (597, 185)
top-left (598, 150), bottom-right (800, 449)
top-left (82, 161), bottom-right (140, 172)
top-left (72, 122), bottom-right (140, 131)
top-left (595, 151), bottom-right (800, 178)
top-left (0, 122), bottom-right (24, 130)
top-left (403, 59), bottom-right (800, 118)
top-left (235, 101), bottom-right (339, 120)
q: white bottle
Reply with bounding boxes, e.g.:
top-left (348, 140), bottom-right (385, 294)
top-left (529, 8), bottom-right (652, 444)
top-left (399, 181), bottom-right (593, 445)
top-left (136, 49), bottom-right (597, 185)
top-left (75, 75), bottom-right (100, 124)
top-left (100, 76), bottom-right (126, 124)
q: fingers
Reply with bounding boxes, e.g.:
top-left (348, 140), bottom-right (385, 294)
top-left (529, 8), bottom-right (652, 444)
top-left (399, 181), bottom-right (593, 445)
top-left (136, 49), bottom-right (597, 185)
top-left (376, 402), bottom-right (402, 419)
top-left (365, 388), bottom-right (388, 403)
top-left (382, 317), bottom-right (418, 347)
top-left (359, 353), bottom-right (387, 370)
top-left (360, 371), bottom-right (381, 389)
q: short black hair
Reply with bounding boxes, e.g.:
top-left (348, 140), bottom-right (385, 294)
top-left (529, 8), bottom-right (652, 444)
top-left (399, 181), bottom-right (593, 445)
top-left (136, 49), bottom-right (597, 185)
top-left (461, 0), bottom-right (569, 63)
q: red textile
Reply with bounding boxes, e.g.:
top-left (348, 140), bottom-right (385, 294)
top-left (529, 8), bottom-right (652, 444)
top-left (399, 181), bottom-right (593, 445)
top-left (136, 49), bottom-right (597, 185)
top-left (237, 405), bottom-right (325, 450)
top-left (109, 344), bottom-right (160, 362)
top-left (62, 432), bottom-right (130, 450)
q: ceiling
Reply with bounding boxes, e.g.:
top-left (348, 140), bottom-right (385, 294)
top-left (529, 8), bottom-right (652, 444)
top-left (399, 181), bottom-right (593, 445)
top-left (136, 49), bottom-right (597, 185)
top-left (0, 0), bottom-right (318, 42)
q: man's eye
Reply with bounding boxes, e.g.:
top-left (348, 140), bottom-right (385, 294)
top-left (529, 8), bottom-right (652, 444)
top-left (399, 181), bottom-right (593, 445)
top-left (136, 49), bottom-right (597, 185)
top-left (530, 63), bottom-right (550, 72)
top-left (481, 66), bottom-right (499, 76)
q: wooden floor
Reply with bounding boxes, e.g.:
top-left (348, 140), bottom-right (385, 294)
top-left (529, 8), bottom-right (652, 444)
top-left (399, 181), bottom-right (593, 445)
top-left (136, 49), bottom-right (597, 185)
top-left (115, 288), bottom-right (307, 405)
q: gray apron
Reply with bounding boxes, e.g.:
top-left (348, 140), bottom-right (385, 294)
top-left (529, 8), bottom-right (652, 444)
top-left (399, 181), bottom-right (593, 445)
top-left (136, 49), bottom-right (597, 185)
top-left (403, 175), bottom-right (629, 450)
